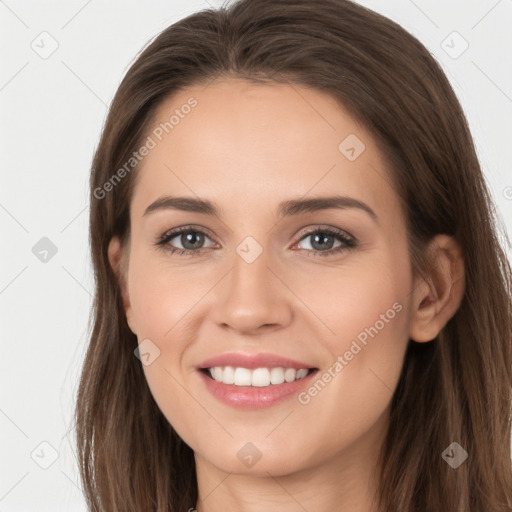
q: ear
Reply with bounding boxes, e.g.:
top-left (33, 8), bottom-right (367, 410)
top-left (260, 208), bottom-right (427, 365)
top-left (409, 234), bottom-right (465, 343)
top-left (107, 236), bottom-right (137, 335)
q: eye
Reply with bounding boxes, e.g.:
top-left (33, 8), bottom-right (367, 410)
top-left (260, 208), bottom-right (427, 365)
top-left (155, 225), bottom-right (357, 257)
top-left (293, 226), bottom-right (356, 257)
top-left (155, 226), bottom-right (216, 256)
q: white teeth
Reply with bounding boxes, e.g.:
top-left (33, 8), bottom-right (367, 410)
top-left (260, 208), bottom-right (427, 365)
top-left (270, 367), bottom-right (285, 385)
top-left (223, 365), bottom-right (235, 384)
top-left (251, 368), bottom-right (270, 387)
top-left (213, 367), bottom-right (223, 381)
top-left (206, 366), bottom-right (312, 386)
top-left (284, 368), bottom-right (296, 382)
top-left (296, 369), bottom-right (309, 379)
top-left (233, 367), bottom-right (252, 386)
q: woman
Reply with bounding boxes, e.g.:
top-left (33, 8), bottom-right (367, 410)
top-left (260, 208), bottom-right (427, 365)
top-left (75, 0), bottom-right (512, 510)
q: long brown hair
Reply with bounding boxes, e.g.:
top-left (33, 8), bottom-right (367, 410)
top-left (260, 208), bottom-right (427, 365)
top-left (75, 0), bottom-right (512, 510)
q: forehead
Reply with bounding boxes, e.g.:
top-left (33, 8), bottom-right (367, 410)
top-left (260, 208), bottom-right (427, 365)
top-left (130, 78), bottom-right (399, 222)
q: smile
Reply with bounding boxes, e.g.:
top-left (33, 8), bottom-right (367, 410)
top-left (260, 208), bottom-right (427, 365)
top-left (197, 366), bottom-right (319, 409)
top-left (203, 366), bottom-right (313, 386)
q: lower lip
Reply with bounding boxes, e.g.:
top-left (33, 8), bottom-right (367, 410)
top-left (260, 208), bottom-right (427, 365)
top-left (197, 369), bottom-right (318, 409)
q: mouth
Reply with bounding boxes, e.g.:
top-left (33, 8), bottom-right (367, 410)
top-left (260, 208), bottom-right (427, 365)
top-left (197, 362), bottom-right (320, 409)
top-left (199, 366), bottom-right (318, 387)
top-left (196, 352), bottom-right (320, 408)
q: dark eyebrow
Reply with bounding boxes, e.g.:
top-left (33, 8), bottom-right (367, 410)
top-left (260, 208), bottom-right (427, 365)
top-left (143, 195), bottom-right (378, 222)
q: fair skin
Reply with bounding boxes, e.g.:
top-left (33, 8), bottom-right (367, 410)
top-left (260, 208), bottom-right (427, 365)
top-left (108, 78), bottom-right (465, 512)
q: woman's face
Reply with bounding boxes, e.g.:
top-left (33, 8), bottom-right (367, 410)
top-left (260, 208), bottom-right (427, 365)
top-left (111, 78), bottom-right (417, 477)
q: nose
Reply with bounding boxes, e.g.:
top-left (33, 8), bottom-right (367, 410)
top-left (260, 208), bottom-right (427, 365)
top-left (211, 247), bottom-right (293, 335)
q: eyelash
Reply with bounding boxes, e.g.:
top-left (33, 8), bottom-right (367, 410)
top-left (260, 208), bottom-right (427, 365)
top-left (155, 225), bottom-right (357, 258)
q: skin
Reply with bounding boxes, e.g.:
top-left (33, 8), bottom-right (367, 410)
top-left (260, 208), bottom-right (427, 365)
top-left (108, 78), bottom-right (465, 512)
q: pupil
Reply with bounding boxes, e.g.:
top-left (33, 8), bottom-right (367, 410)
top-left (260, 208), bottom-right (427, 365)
top-left (312, 233), bottom-right (333, 250)
top-left (183, 232), bottom-right (203, 249)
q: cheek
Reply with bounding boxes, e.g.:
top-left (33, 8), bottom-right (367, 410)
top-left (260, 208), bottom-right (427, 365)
top-left (127, 256), bottom-right (207, 422)
top-left (291, 252), bottom-right (410, 417)
top-left (326, 269), bottom-right (409, 356)
top-left (127, 258), bottom-right (204, 435)
top-left (283, 287), bottom-right (409, 465)
top-left (127, 254), bottom-right (195, 338)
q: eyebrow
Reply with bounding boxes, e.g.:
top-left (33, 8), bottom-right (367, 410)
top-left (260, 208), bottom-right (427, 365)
top-left (143, 195), bottom-right (378, 222)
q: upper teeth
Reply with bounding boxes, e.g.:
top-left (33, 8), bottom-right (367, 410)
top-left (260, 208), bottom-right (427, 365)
top-left (208, 367), bottom-right (310, 387)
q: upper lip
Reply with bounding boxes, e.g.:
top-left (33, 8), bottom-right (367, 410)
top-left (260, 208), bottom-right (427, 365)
top-left (197, 353), bottom-right (318, 370)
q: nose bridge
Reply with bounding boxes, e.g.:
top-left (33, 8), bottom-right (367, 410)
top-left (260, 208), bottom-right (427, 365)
top-left (232, 236), bottom-right (272, 291)
top-left (213, 235), bottom-right (292, 332)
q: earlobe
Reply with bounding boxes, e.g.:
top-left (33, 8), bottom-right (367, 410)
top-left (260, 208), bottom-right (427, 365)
top-left (409, 235), bottom-right (465, 343)
top-left (107, 236), bottom-right (137, 335)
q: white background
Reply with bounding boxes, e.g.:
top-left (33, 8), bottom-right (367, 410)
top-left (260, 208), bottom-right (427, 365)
top-left (1, 0), bottom-right (511, 510)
